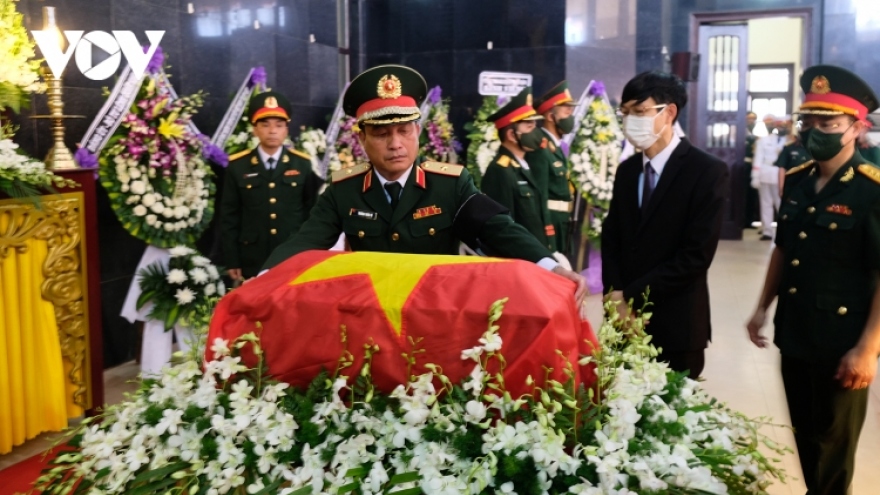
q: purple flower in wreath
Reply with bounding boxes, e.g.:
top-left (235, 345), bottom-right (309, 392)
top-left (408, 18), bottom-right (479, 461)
top-left (588, 81), bottom-right (606, 97)
top-left (74, 147), bottom-right (98, 169)
top-left (199, 134), bottom-right (229, 167)
top-left (250, 66), bottom-right (267, 89)
top-left (427, 86), bottom-right (442, 105)
top-left (145, 45), bottom-right (164, 75)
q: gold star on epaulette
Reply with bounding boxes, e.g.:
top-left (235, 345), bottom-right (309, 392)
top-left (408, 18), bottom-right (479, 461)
top-left (785, 160), bottom-right (815, 176)
top-left (421, 161), bottom-right (464, 177)
top-left (495, 155), bottom-right (511, 168)
top-left (331, 163), bottom-right (372, 183)
top-left (857, 164), bottom-right (880, 185)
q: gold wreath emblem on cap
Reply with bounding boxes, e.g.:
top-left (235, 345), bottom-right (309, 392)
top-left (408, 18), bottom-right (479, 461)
top-left (564, 88), bottom-right (572, 99)
top-left (377, 75), bottom-right (402, 99)
top-left (811, 75), bottom-right (831, 95)
top-left (265, 96), bottom-right (279, 108)
top-left (526, 94), bottom-right (533, 106)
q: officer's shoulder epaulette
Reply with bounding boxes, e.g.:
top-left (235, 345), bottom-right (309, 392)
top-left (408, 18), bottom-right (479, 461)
top-left (331, 163), bottom-right (372, 183)
top-left (495, 155), bottom-right (511, 168)
top-left (421, 161), bottom-right (464, 177)
top-left (857, 163), bottom-right (880, 185)
top-left (785, 160), bottom-right (815, 176)
top-left (228, 149), bottom-right (252, 162)
top-left (286, 147), bottom-right (312, 161)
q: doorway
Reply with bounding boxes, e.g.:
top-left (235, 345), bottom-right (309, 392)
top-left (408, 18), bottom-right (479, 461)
top-left (690, 9), bottom-right (812, 240)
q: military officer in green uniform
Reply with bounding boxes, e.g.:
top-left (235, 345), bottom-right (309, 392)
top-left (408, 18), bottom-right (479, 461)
top-left (480, 87), bottom-right (555, 252)
top-left (774, 123), bottom-right (812, 196)
top-left (747, 65), bottom-right (880, 495)
top-left (220, 91), bottom-right (321, 281)
top-left (527, 81), bottom-right (578, 257)
top-left (263, 65), bottom-right (586, 302)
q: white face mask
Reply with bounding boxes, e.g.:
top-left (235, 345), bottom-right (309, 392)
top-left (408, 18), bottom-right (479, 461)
top-left (622, 105), bottom-right (668, 150)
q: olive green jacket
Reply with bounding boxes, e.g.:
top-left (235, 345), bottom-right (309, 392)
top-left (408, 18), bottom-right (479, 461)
top-left (220, 147), bottom-right (321, 277)
top-left (774, 151), bottom-right (880, 361)
top-left (263, 157), bottom-right (553, 269)
top-left (481, 146), bottom-right (555, 251)
top-left (527, 130), bottom-right (573, 203)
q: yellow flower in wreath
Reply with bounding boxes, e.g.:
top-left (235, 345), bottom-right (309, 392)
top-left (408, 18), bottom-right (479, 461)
top-left (158, 112), bottom-right (185, 139)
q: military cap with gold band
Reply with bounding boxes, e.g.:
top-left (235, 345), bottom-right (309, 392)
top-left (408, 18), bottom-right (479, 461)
top-left (343, 64), bottom-right (428, 125)
top-left (248, 91), bottom-right (292, 123)
top-left (797, 65), bottom-right (879, 121)
top-left (487, 86), bottom-right (543, 130)
top-left (535, 80), bottom-right (576, 115)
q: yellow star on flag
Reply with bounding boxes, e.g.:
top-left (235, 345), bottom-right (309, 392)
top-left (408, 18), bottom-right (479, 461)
top-left (290, 252), bottom-right (507, 336)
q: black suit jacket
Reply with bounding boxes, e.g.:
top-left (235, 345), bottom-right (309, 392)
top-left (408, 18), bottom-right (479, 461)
top-left (601, 138), bottom-right (729, 353)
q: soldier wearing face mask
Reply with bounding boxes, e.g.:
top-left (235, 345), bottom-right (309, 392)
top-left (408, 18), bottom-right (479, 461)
top-left (481, 87), bottom-right (556, 251)
top-left (747, 64), bottom-right (880, 495)
top-left (526, 81), bottom-right (578, 259)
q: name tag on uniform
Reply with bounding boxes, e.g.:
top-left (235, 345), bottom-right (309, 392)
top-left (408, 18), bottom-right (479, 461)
top-left (553, 161), bottom-right (563, 168)
top-left (284, 170), bottom-right (301, 176)
top-left (243, 173), bottom-right (259, 178)
top-left (826, 204), bottom-right (852, 216)
top-left (517, 180), bottom-right (528, 185)
top-left (350, 208), bottom-right (377, 220)
top-left (413, 205), bottom-right (442, 220)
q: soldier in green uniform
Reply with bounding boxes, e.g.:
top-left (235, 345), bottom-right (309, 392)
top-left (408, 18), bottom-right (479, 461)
top-left (747, 65), bottom-right (880, 495)
top-left (263, 65), bottom-right (586, 302)
top-left (481, 87), bottom-right (555, 252)
top-left (220, 91), bottom-right (321, 281)
top-left (774, 121), bottom-right (812, 196)
top-left (527, 81), bottom-right (578, 258)
top-left (744, 111), bottom-right (759, 228)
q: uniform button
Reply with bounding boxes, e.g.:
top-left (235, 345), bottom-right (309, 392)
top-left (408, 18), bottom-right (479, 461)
top-left (270, 198), bottom-right (277, 204)
top-left (358, 230), bottom-right (365, 238)
top-left (269, 182), bottom-right (276, 188)
top-left (428, 228), bottom-right (436, 236)
top-left (807, 206), bottom-right (816, 214)
top-left (246, 184), bottom-right (253, 189)
top-left (798, 231), bottom-right (807, 240)
top-left (526, 192), bottom-right (531, 197)
top-left (270, 229), bottom-right (277, 235)
top-left (788, 287), bottom-right (797, 294)
top-left (782, 214), bottom-right (788, 220)
top-left (837, 306), bottom-right (848, 315)
top-left (270, 213), bottom-right (277, 220)
top-left (791, 259), bottom-right (800, 267)
top-left (829, 222), bottom-right (838, 230)
top-left (291, 182), bottom-right (297, 187)
top-left (392, 233), bottom-right (400, 241)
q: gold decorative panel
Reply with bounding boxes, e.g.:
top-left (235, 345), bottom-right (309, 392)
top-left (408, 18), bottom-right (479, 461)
top-left (0, 193), bottom-right (92, 409)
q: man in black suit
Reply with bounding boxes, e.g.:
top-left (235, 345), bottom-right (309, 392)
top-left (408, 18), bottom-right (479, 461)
top-left (601, 71), bottom-right (729, 378)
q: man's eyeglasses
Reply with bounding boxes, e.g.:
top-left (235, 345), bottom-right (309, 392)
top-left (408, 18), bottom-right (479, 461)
top-left (617, 104), bottom-right (667, 118)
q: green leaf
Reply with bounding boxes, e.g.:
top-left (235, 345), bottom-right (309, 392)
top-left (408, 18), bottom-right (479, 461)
top-left (336, 482), bottom-right (360, 494)
top-left (386, 472), bottom-right (420, 486)
top-left (386, 488), bottom-right (422, 495)
top-left (130, 461), bottom-right (190, 485)
top-left (164, 305), bottom-right (181, 331)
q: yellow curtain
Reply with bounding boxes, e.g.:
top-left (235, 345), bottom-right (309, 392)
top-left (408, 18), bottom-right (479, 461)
top-left (0, 224), bottom-right (83, 455)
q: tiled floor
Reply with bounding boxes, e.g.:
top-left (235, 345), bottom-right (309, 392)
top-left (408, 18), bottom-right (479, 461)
top-left (2, 236), bottom-right (878, 493)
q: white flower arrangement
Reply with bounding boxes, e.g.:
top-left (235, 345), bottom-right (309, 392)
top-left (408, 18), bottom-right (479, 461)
top-left (136, 245), bottom-right (226, 330)
top-left (0, 138), bottom-right (77, 199)
top-left (569, 96), bottom-right (624, 243)
top-left (293, 126), bottom-right (329, 178)
top-left (37, 298), bottom-right (789, 495)
top-left (0, 0), bottom-right (45, 114)
top-left (465, 96), bottom-right (504, 187)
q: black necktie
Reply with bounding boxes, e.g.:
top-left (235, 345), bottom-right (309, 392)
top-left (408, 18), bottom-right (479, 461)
top-left (267, 157), bottom-right (276, 170)
top-left (384, 181), bottom-right (402, 210)
top-left (641, 162), bottom-right (656, 213)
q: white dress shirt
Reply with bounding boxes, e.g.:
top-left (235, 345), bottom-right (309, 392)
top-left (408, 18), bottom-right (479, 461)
top-left (257, 147), bottom-right (283, 170)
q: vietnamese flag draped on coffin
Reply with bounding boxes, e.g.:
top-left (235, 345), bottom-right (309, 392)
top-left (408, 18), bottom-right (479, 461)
top-left (208, 251), bottom-right (598, 396)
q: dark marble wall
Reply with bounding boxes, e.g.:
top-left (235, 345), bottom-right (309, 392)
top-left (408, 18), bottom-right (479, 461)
top-left (11, 0), bottom-right (340, 367)
top-left (359, 0), bottom-right (567, 140)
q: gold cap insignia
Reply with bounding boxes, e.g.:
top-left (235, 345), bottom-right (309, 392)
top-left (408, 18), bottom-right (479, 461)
top-left (526, 94), bottom-right (533, 106)
top-left (265, 96), bottom-right (279, 108)
top-left (377, 75), bottom-right (402, 99)
top-left (811, 75), bottom-right (831, 95)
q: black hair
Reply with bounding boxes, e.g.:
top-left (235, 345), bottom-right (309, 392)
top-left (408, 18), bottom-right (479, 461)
top-left (620, 71), bottom-right (688, 123)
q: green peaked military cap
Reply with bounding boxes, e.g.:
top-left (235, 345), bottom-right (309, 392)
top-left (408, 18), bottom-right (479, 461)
top-left (248, 91), bottom-right (292, 123)
top-left (343, 64), bottom-right (428, 125)
top-left (535, 80), bottom-right (576, 114)
top-left (487, 86), bottom-right (543, 130)
top-left (797, 64), bottom-right (879, 121)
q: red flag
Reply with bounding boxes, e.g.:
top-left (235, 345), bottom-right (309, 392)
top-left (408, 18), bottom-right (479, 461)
top-left (208, 251), bottom-right (597, 397)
